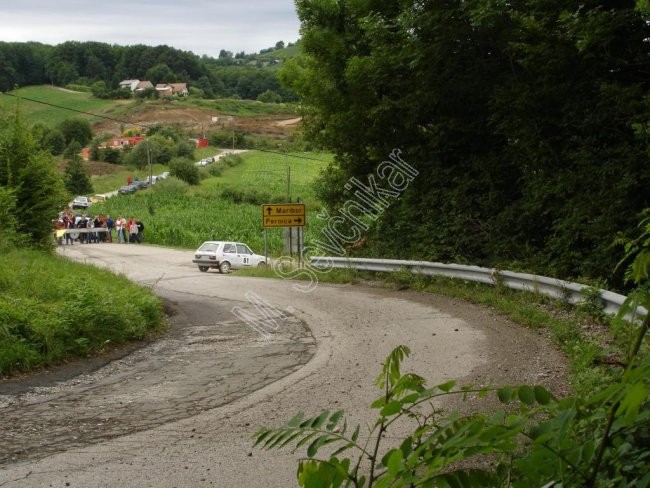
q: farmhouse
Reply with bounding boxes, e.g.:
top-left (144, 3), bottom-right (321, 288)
top-left (156, 82), bottom-right (189, 97)
top-left (118, 79), bottom-right (155, 93)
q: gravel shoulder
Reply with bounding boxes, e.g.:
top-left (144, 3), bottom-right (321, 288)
top-left (0, 244), bottom-right (569, 487)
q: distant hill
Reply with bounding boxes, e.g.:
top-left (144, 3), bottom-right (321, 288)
top-left (0, 40), bottom-right (301, 102)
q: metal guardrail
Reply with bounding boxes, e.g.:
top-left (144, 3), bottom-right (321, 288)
top-left (310, 257), bottom-right (647, 318)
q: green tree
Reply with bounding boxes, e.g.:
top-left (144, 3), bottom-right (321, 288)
top-left (1, 110), bottom-right (67, 248)
top-left (168, 157), bottom-right (199, 185)
top-left (126, 136), bottom-right (175, 169)
top-left (58, 118), bottom-right (93, 147)
top-left (16, 153), bottom-right (68, 247)
top-left (289, 0), bottom-right (650, 290)
top-left (63, 140), bottom-right (81, 160)
top-left (145, 63), bottom-right (176, 85)
top-left (101, 147), bottom-right (121, 164)
top-left (256, 89), bottom-right (282, 103)
top-left (90, 80), bottom-right (107, 98)
top-left (63, 142), bottom-right (93, 196)
top-left (41, 129), bottom-right (66, 155)
top-left (89, 141), bottom-right (100, 161)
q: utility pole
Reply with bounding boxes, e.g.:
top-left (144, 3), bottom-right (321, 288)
top-left (146, 138), bottom-right (152, 185)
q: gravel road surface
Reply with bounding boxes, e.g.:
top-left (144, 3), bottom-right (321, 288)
top-left (0, 244), bottom-right (568, 487)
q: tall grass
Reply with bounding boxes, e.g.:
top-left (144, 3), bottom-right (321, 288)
top-left (0, 249), bottom-right (165, 375)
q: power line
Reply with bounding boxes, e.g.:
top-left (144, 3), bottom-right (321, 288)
top-left (1, 91), bottom-right (136, 126)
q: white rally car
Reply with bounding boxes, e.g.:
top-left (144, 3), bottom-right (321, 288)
top-left (192, 241), bottom-right (267, 273)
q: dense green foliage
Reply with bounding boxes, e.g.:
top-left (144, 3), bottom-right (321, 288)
top-left (0, 249), bottom-right (165, 375)
top-left (0, 40), bottom-right (298, 101)
top-left (288, 0), bottom-right (650, 290)
top-left (63, 145), bottom-right (94, 196)
top-left (0, 111), bottom-right (68, 249)
top-left (169, 157), bottom-right (200, 185)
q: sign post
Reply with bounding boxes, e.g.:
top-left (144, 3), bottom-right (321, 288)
top-left (262, 203), bottom-right (307, 267)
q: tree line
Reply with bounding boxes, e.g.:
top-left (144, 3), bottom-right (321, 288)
top-left (287, 0), bottom-right (650, 291)
top-left (0, 40), bottom-right (296, 102)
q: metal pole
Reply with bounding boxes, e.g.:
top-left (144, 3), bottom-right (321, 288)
top-left (298, 197), bottom-right (302, 268)
top-left (146, 139), bottom-right (152, 186)
top-left (286, 163), bottom-right (291, 202)
top-left (264, 229), bottom-right (268, 265)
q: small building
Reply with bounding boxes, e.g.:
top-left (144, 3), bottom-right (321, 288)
top-left (135, 80), bottom-right (154, 92)
top-left (119, 79), bottom-right (140, 91)
top-left (156, 84), bottom-right (173, 97)
top-left (169, 83), bottom-right (189, 96)
top-left (156, 82), bottom-right (189, 97)
top-left (103, 136), bottom-right (143, 149)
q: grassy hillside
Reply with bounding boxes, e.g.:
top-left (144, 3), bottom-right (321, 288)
top-left (1, 86), bottom-right (296, 133)
top-left (0, 86), bottom-right (128, 127)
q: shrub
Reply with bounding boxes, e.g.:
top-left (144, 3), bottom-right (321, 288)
top-left (169, 157), bottom-right (200, 185)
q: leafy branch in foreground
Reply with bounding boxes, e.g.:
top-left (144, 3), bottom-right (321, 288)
top-left (254, 222), bottom-right (650, 487)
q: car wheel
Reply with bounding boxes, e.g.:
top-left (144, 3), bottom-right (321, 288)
top-left (257, 261), bottom-right (267, 269)
top-left (198, 266), bottom-right (209, 272)
top-left (218, 261), bottom-right (231, 274)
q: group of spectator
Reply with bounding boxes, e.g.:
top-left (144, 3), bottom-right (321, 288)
top-left (56, 213), bottom-right (145, 245)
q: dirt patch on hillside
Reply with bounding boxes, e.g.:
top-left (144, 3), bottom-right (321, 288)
top-left (93, 104), bottom-right (300, 139)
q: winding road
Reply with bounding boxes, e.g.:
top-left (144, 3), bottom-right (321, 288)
top-left (0, 244), bottom-right (568, 487)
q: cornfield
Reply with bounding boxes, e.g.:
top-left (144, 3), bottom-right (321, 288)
top-left (91, 151), bottom-right (331, 255)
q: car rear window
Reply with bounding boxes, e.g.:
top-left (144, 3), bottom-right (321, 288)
top-left (199, 243), bottom-right (220, 252)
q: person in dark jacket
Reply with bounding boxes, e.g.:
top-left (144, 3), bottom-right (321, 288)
top-left (136, 220), bottom-right (145, 243)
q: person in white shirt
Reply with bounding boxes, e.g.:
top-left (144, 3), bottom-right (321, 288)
top-left (116, 215), bottom-right (125, 243)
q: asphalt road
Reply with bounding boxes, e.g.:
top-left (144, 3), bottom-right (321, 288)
top-left (0, 243), bottom-right (568, 487)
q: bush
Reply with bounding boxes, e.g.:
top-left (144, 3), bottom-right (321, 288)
top-left (221, 153), bottom-right (244, 167)
top-left (208, 164), bottom-right (223, 177)
top-left (153, 176), bottom-right (190, 194)
top-left (168, 157), bottom-right (200, 185)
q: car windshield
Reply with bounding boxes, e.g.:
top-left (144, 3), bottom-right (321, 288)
top-left (198, 242), bottom-right (220, 253)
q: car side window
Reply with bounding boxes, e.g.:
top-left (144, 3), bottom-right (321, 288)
top-left (223, 243), bottom-right (235, 253)
top-left (236, 244), bottom-right (250, 254)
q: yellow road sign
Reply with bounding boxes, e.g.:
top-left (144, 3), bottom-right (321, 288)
top-left (262, 203), bottom-right (306, 228)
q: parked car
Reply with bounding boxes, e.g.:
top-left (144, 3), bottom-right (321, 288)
top-left (90, 194), bottom-right (108, 204)
top-left (192, 241), bottom-right (267, 273)
top-left (118, 185), bottom-right (137, 195)
top-left (69, 196), bottom-right (91, 209)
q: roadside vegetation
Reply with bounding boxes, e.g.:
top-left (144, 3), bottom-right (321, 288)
top-left (0, 249), bottom-right (165, 375)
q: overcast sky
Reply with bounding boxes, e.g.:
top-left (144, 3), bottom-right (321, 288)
top-left (0, 0), bottom-right (301, 57)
